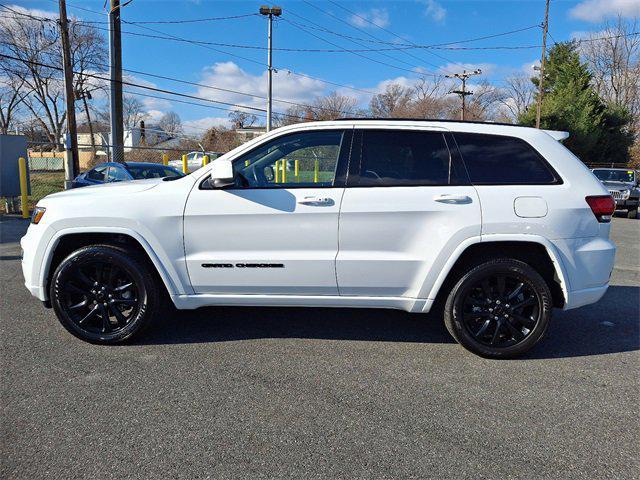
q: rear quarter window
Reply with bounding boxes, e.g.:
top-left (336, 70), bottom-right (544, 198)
top-left (454, 132), bottom-right (560, 185)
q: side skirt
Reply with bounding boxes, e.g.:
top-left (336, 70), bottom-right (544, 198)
top-left (170, 294), bottom-right (433, 313)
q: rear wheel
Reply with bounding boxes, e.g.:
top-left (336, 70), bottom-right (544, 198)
top-left (444, 258), bottom-right (552, 359)
top-left (50, 245), bottom-right (160, 344)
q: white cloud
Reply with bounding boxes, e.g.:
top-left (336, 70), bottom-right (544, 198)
top-left (195, 61), bottom-right (326, 113)
top-left (423, 0), bottom-right (447, 23)
top-left (182, 116), bottom-right (230, 134)
top-left (349, 8), bottom-right (390, 29)
top-left (570, 0), bottom-right (640, 23)
top-left (437, 63), bottom-right (497, 76)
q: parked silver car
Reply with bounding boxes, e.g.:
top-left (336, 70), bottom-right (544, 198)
top-left (592, 168), bottom-right (639, 219)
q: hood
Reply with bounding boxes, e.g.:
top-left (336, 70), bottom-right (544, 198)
top-left (601, 180), bottom-right (634, 190)
top-left (43, 178), bottom-right (162, 201)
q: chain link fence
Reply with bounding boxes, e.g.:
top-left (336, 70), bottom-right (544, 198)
top-left (1, 140), bottom-right (212, 215)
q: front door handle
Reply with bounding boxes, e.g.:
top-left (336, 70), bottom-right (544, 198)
top-left (298, 196), bottom-right (334, 206)
top-left (433, 194), bottom-right (472, 204)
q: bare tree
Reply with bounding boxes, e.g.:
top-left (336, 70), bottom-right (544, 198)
top-left (312, 91), bottom-right (358, 120)
top-left (406, 77), bottom-right (449, 119)
top-left (499, 73), bottom-right (536, 121)
top-left (369, 83), bottom-right (413, 117)
top-left (0, 12), bottom-right (107, 147)
top-left (0, 75), bottom-right (24, 134)
top-left (71, 22), bottom-right (108, 153)
top-left (228, 110), bottom-right (257, 128)
top-left (581, 16), bottom-right (640, 128)
top-left (158, 111), bottom-right (183, 135)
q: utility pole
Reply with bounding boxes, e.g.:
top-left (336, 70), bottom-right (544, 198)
top-left (445, 69), bottom-right (482, 121)
top-left (58, 0), bottom-right (79, 189)
top-left (109, 0), bottom-right (125, 162)
top-left (535, 0), bottom-right (550, 129)
top-left (259, 5), bottom-right (282, 132)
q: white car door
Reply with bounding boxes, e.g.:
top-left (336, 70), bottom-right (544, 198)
top-left (184, 128), bottom-right (352, 295)
top-left (337, 127), bottom-right (481, 299)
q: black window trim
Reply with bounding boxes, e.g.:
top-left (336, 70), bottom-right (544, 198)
top-left (345, 128), bottom-right (471, 188)
top-left (451, 131), bottom-right (564, 186)
top-left (200, 128), bottom-right (353, 191)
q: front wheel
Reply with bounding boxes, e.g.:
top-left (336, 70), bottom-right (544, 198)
top-left (50, 245), bottom-right (160, 344)
top-left (627, 207), bottom-right (638, 219)
top-left (444, 258), bottom-right (552, 359)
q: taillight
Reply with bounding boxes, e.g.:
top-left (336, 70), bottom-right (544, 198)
top-left (585, 195), bottom-right (615, 223)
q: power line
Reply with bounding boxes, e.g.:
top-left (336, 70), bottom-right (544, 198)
top-left (285, 8), bottom-right (443, 74)
top-left (0, 53), bottom-right (296, 118)
top-left (128, 13), bottom-right (259, 24)
top-left (315, 0), bottom-right (460, 72)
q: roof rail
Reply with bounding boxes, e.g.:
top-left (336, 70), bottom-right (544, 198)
top-left (336, 117), bottom-right (522, 128)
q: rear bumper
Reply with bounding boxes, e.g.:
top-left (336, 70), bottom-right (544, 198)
top-left (553, 235), bottom-right (615, 310)
top-left (563, 284), bottom-right (609, 310)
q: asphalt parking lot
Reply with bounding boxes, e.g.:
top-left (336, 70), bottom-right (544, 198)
top-left (1, 215), bottom-right (638, 479)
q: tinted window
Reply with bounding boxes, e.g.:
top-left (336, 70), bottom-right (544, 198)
top-left (592, 169), bottom-right (636, 183)
top-left (231, 130), bottom-right (346, 188)
top-left (107, 166), bottom-right (129, 182)
top-left (454, 133), bottom-right (558, 185)
top-left (354, 130), bottom-right (456, 186)
top-left (128, 165), bottom-right (182, 179)
top-left (86, 166), bottom-right (107, 181)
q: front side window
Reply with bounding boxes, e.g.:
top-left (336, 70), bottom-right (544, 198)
top-left (454, 133), bottom-right (560, 185)
top-left (352, 130), bottom-right (456, 186)
top-left (231, 130), bottom-right (346, 188)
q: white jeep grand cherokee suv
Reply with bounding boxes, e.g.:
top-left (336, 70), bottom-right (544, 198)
top-left (21, 120), bottom-right (616, 358)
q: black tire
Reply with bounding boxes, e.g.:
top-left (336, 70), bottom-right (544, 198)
top-left (627, 207), bottom-right (638, 219)
top-left (443, 258), bottom-right (552, 359)
top-left (50, 244), bottom-right (160, 344)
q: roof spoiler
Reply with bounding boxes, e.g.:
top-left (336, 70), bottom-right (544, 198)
top-left (543, 130), bottom-right (570, 141)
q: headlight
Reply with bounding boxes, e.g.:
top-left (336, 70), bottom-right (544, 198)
top-left (31, 206), bottom-right (46, 224)
top-left (621, 189), bottom-right (631, 200)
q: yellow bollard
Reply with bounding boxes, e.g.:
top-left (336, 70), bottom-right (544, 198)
top-left (245, 160), bottom-right (250, 167)
top-left (162, 153), bottom-right (169, 166)
top-left (281, 160), bottom-right (287, 183)
top-left (294, 159), bottom-right (299, 182)
top-left (314, 159), bottom-right (319, 183)
top-left (18, 157), bottom-right (29, 219)
top-left (182, 154), bottom-right (188, 174)
top-left (275, 160), bottom-right (279, 183)
top-left (202, 154), bottom-right (209, 166)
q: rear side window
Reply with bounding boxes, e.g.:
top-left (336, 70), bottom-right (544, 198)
top-left (454, 133), bottom-right (560, 185)
top-left (352, 130), bottom-right (463, 186)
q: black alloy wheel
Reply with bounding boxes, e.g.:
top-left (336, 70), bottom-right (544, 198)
top-left (50, 245), bottom-right (160, 344)
top-left (444, 258), bottom-right (552, 358)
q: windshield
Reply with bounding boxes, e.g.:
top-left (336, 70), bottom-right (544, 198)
top-left (593, 169), bottom-right (635, 183)
top-left (127, 165), bottom-right (184, 179)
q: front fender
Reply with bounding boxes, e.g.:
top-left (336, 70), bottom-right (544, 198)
top-left (39, 226), bottom-right (190, 300)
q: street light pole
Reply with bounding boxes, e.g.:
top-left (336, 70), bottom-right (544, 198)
top-left (259, 5), bottom-right (282, 132)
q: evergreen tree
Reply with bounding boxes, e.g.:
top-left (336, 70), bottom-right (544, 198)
top-left (519, 42), bottom-right (634, 165)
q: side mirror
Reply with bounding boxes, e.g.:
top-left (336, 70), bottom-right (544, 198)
top-left (210, 159), bottom-right (235, 188)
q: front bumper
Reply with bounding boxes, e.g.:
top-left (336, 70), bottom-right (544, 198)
top-left (613, 199), bottom-right (639, 210)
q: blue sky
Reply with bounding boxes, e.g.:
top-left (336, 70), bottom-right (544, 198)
top-left (14, 0), bottom-right (640, 133)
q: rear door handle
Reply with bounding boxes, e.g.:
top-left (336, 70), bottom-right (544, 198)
top-left (298, 196), bottom-right (334, 206)
top-left (433, 194), bottom-right (472, 204)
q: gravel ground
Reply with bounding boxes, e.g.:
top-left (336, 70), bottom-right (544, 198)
top-left (1, 215), bottom-right (638, 480)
